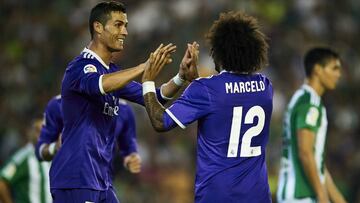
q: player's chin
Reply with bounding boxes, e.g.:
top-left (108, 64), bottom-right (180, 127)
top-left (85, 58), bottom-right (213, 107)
top-left (110, 44), bottom-right (123, 52)
top-left (327, 83), bottom-right (337, 90)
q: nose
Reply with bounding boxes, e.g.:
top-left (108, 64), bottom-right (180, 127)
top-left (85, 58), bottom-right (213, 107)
top-left (122, 27), bottom-right (128, 36)
top-left (337, 69), bottom-right (342, 79)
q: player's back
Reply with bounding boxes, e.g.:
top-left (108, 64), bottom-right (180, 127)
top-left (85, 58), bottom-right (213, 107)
top-left (194, 71), bottom-right (273, 203)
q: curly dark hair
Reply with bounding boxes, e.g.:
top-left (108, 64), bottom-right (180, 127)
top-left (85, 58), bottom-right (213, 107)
top-left (206, 11), bottom-right (268, 73)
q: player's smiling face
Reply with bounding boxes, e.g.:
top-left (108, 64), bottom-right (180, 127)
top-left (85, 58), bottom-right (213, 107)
top-left (101, 11), bottom-right (128, 52)
top-left (319, 58), bottom-right (342, 90)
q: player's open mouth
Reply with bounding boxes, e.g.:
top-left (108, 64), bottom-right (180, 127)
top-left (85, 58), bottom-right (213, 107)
top-left (117, 39), bottom-right (124, 43)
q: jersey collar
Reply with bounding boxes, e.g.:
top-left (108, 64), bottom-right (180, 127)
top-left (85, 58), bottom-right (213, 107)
top-left (220, 70), bottom-right (249, 74)
top-left (302, 84), bottom-right (320, 98)
top-left (82, 47), bottom-right (110, 70)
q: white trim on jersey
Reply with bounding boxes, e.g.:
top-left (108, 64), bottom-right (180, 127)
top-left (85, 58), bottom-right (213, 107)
top-left (165, 109), bottom-right (186, 129)
top-left (82, 48), bottom-right (110, 70)
top-left (41, 161), bottom-right (52, 203)
top-left (28, 155), bottom-right (41, 203)
top-left (315, 107), bottom-right (327, 183)
top-left (302, 84), bottom-right (320, 106)
top-left (278, 89), bottom-right (305, 200)
top-left (278, 197), bottom-right (315, 203)
top-left (38, 143), bottom-right (46, 160)
top-left (99, 75), bottom-right (106, 95)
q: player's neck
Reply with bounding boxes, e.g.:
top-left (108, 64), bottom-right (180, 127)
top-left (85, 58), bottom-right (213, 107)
top-left (87, 41), bottom-right (112, 65)
top-left (305, 78), bottom-right (324, 97)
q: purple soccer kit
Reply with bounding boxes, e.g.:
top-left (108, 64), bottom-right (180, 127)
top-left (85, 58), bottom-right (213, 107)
top-left (35, 94), bottom-right (139, 202)
top-left (50, 48), bottom-right (165, 202)
top-left (163, 71), bottom-right (273, 203)
top-left (35, 95), bottom-right (63, 161)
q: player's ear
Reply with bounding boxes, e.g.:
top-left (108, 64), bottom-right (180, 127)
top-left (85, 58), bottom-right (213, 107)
top-left (313, 64), bottom-right (323, 76)
top-left (93, 21), bottom-right (104, 36)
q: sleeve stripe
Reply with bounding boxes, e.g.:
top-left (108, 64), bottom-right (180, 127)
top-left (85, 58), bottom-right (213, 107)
top-left (99, 75), bottom-right (106, 95)
top-left (165, 109), bottom-right (186, 129)
top-left (38, 144), bottom-right (46, 160)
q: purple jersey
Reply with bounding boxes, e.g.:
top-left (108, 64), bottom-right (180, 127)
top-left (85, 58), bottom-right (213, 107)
top-left (50, 48), bottom-right (160, 190)
top-left (35, 95), bottom-right (63, 160)
top-left (163, 71), bottom-right (273, 202)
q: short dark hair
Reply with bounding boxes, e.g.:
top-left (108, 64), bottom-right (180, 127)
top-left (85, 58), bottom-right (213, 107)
top-left (89, 1), bottom-right (126, 39)
top-left (206, 11), bottom-right (268, 73)
top-left (304, 47), bottom-right (339, 77)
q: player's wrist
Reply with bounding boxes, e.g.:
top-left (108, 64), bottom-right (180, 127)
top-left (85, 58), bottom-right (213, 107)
top-left (48, 142), bottom-right (57, 156)
top-left (142, 81), bottom-right (156, 95)
top-left (173, 73), bottom-right (185, 86)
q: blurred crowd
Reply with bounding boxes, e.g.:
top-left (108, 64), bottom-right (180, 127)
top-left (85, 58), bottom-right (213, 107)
top-left (0, 0), bottom-right (359, 202)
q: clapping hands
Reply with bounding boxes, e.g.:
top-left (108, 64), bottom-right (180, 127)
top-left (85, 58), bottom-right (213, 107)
top-left (142, 43), bottom-right (176, 82)
top-left (179, 41), bottom-right (199, 82)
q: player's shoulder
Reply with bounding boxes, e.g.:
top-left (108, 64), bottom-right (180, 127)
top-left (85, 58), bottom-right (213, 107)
top-left (11, 144), bottom-right (33, 164)
top-left (48, 94), bottom-right (61, 105)
top-left (66, 56), bottom-right (97, 74)
top-left (45, 94), bottom-right (62, 113)
top-left (66, 49), bottom-right (99, 72)
top-left (300, 85), bottom-right (321, 107)
top-left (289, 86), bottom-right (320, 111)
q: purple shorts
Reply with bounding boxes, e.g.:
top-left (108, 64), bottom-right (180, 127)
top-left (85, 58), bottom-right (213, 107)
top-left (51, 187), bottom-right (119, 203)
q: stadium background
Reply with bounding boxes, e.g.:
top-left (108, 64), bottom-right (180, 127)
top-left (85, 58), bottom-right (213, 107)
top-left (0, 0), bottom-right (359, 202)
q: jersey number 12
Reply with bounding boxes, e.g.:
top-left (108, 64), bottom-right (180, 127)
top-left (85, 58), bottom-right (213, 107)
top-left (227, 106), bottom-right (265, 158)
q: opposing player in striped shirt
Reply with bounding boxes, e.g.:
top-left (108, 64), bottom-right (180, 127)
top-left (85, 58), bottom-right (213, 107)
top-left (277, 47), bottom-right (347, 203)
top-left (0, 118), bottom-right (52, 203)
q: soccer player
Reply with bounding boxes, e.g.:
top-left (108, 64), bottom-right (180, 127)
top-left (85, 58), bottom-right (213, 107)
top-left (35, 95), bottom-right (141, 174)
top-left (36, 95), bottom-right (142, 200)
top-left (0, 118), bottom-right (52, 203)
top-left (50, 1), bottom-right (196, 202)
top-left (35, 95), bottom-right (62, 161)
top-left (142, 11), bottom-right (272, 202)
top-left (277, 48), bottom-right (347, 203)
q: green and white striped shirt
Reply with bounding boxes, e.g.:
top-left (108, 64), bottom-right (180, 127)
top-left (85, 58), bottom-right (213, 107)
top-left (0, 143), bottom-right (52, 203)
top-left (277, 84), bottom-right (327, 201)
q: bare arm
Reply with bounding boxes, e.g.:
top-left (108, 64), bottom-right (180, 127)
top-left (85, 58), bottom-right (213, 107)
top-left (325, 168), bottom-right (347, 203)
top-left (160, 42), bottom-right (199, 98)
top-left (102, 43), bottom-right (176, 94)
top-left (297, 129), bottom-right (329, 203)
top-left (143, 92), bottom-right (167, 132)
top-left (142, 43), bottom-right (199, 131)
top-left (0, 180), bottom-right (13, 203)
top-left (102, 65), bottom-right (145, 93)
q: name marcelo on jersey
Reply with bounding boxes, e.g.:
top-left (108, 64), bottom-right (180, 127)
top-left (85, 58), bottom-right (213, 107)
top-left (225, 81), bottom-right (265, 94)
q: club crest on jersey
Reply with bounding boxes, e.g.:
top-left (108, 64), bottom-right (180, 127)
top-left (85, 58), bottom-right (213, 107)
top-left (83, 64), bottom-right (97, 74)
top-left (306, 106), bottom-right (319, 126)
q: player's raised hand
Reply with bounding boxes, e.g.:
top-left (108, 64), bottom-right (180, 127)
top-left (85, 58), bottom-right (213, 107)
top-left (123, 153), bottom-right (142, 174)
top-left (142, 43), bottom-right (176, 82)
top-left (179, 41), bottom-right (199, 82)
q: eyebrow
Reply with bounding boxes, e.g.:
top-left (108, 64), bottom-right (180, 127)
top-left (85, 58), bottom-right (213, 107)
top-left (114, 19), bottom-right (128, 24)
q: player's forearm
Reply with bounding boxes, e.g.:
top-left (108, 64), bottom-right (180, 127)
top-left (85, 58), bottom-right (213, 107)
top-left (299, 150), bottom-right (326, 197)
top-left (325, 168), bottom-right (347, 203)
top-left (0, 180), bottom-right (13, 203)
top-left (102, 65), bottom-right (145, 93)
top-left (160, 75), bottom-right (185, 99)
top-left (143, 92), bottom-right (167, 132)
